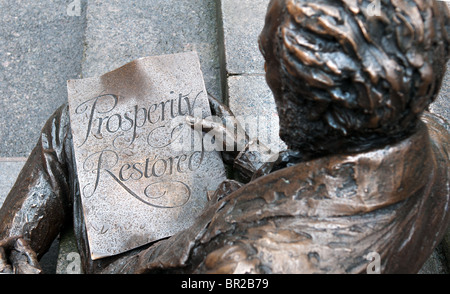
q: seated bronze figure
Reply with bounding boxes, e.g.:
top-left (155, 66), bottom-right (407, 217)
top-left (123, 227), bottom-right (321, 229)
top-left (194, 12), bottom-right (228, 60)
top-left (0, 0), bottom-right (449, 274)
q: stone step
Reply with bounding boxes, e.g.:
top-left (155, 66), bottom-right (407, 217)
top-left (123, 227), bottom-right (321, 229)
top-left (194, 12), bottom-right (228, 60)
top-left (0, 158), bottom-right (26, 207)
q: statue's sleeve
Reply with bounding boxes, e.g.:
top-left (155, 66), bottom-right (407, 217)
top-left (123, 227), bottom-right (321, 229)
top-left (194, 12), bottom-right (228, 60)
top-left (0, 104), bottom-right (72, 258)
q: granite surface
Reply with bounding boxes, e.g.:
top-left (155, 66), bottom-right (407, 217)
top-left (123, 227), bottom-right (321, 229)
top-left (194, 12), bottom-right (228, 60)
top-left (0, 0), bottom-right (448, 274)
top-left (0, 0), bottom-right (87, 157)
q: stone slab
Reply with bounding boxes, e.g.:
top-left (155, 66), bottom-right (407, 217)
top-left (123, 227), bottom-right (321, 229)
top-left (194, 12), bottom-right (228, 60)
top-left (220, 0), bottom-right (269, 75)
top-left (0, 0), bottom-right (87, 157)
top-left (82, 0), bottom-right (222, 100)
top-left (418, 241), bottom-right (449, 274)
top-left (429, 61), bottom-right (450, 123)
top-left (68, 52), bottom-right (226, 259)
top-left (0, 159), bottom-right (26, 207)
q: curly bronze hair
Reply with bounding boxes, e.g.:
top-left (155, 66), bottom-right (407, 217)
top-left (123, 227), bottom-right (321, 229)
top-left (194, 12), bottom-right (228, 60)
top-left (262, 0), bottom-right (449, 155)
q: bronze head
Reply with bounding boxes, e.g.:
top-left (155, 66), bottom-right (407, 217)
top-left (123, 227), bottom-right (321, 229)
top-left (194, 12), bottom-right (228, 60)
top-left (259, 0), bottom-right (449, 156)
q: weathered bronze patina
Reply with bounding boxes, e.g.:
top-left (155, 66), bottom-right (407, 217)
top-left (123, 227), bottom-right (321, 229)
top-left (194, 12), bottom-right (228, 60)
top-left (0, 0), bottom-right (449, 274)
top-left (66, 52), bottom-right (226, 260)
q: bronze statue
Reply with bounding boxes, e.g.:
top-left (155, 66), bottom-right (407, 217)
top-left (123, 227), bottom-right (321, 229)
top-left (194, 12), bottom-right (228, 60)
top-left (0, 0), bottom-right (449, 274)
